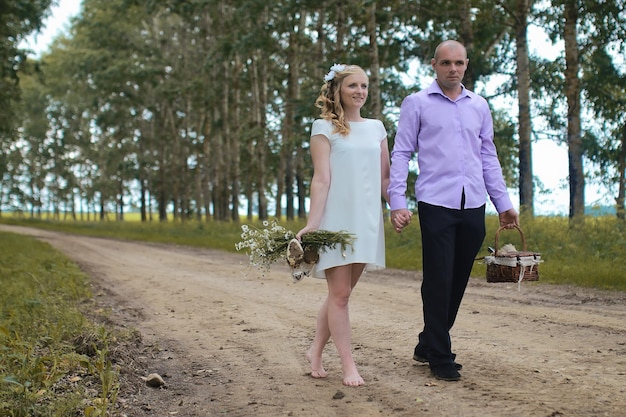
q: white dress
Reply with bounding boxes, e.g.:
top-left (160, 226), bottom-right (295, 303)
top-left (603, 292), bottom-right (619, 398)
top-left (310, 118), bottom-right (387, 278)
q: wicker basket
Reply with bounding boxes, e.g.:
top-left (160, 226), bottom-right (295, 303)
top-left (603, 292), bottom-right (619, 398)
top-left (485, 225), bottom-right (540, 283)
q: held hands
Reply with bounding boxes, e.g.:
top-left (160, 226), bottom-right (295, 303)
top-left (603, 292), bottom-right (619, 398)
top-left (391, 208), bottom-right (517, 232)
top-left (499, 208), bottom-right (519, 229)
top-left (392, 207), bottom-right (517, 233)
top-left (390, 208), bottom-right (413, 233)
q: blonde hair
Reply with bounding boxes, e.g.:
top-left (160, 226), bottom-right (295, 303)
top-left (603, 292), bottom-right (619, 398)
top-left (315, 64), bottom-right (366, 136)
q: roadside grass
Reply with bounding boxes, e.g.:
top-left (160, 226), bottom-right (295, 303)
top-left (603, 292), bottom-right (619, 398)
top-left (0, 232), bottom-right (125, 416)
top-left (502, 215), bottom-right (626, 290)
top-left (386, 214), bottom-right (626, 290)
top-left (1, 215), bottom-right (244, 252)
top-left (2, 213), bottom-right (625, 291)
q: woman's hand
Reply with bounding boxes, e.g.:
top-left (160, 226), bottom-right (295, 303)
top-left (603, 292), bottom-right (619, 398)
top-left (296, 225), bottom-right (318, 241)
top-left (390, 208), bottom-right (413, 233)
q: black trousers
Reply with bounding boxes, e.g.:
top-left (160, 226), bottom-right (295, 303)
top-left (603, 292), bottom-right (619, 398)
top-left (416, 201), bottom-right (486, 367)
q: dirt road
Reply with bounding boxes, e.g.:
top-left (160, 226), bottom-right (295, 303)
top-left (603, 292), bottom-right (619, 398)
top-left (3, 225), bottom-right (625, 417)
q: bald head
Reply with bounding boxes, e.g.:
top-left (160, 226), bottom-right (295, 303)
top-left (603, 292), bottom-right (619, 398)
top-left (431, 40), bottom-right (469, 98)
top-left (434, 40), bottom-right (467, 61)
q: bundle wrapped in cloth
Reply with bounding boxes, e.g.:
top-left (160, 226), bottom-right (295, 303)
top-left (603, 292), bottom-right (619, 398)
top-left (286, 238), bottom-right (319, 282)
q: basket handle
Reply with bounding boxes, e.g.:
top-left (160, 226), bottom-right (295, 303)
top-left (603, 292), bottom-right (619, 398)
top-left (493, 225), bottom-right (527, 255)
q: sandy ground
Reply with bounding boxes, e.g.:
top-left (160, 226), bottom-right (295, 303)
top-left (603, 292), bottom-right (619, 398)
top-left (2, 224), bottom-right (626, 417)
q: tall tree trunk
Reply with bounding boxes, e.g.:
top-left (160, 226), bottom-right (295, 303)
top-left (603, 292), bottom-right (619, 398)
top-left (167, 106), bottom-right (181, 221)
top-left (366, 3), bottom-right (382, 120)
top-left (182, 101), bottom-right (192, 221)
top-left (118, 180), bottom-right (124, 221)
top-left (336, 6), bottom-right (346, 58)
top-left (230, 54), bottom-right (242, 222)
top-left (210, 66), bottom-right (229, 221)
top-left (140, 178), bottom-right (147, 222)
top-left (246, 186), bottom-right (254, 220)
top-left (250, 55), bottom-right (268, 220)
top-left (194, 166), bottom-right (202, 222)
top-left (616, 123), bottom-right (626, 220)
top-left (564, 0), bottom-right (585, 219)
top-left (457, 0), bottom-right (475, 90)
top-left (158, 171), bottom-right (167, 222)
top-left (276, 146), bottom-right (286, 220)
top-left (279, 12), bottom-right (306, 221)
top-left (200, 101), bottom-right (213, 222)
top-left (221, 60), bottom-right (233, 222)
top-left (515, 0), bottom-right (534, 216)
top-left (298, 6), bottom-right (328, 220)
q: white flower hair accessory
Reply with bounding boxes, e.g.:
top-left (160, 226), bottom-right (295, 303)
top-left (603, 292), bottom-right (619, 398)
top-left (323, 63), bottom-right (346, 82)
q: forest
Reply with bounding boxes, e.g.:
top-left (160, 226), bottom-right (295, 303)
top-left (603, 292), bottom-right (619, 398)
top-left (1, 0), bottom-right (625, 222)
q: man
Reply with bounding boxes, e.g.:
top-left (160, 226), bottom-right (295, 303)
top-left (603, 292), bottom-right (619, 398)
top-left (388, 40), bottom-right (519, 381)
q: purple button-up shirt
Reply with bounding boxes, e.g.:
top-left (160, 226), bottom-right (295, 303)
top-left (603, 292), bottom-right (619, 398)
top-left (388, 80), bottom-right (513, 213)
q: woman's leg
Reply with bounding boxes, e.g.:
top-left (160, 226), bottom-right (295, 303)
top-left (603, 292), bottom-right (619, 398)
top-left (307, 263), bottom-right (365, 385)
top-left (326, 263), bottom-right (365, 386)
top-left (307, 296), bottom-right (330, 378)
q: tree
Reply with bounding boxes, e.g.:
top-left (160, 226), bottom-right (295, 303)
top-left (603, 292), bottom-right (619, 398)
top-left (582, 48), bottom-right (626, 219)
top-left (510, 0), bottom-right (535, 215)
top-left (0, 0), bottom-right (54, 215)
top-left (5, 0), bottom-right (625, 221)
top-left (538, 0), bottom-right (625, 219)
top-left (562, 0), bottom-right (585, 219)
top-left (0, 0), bottom-right (53, 136)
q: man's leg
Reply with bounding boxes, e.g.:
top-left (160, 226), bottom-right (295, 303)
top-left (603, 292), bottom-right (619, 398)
top-left (417, 202), bottom-right (457, 370)
top-left (448, 205), bottom-right (486, 330)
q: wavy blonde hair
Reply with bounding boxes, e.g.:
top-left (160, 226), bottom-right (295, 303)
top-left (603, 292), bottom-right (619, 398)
top-left (315, 64), bottom-right (367, 136)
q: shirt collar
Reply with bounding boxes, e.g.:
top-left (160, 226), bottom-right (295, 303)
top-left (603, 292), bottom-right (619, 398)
top-left (427, 79), bottom-right (469, 101)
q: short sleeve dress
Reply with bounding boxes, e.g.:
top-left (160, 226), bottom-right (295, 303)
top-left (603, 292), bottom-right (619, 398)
top-left (310, 118), bottom-right (387, 278)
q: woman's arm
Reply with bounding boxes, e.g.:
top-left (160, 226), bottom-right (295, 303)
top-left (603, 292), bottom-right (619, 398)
top-left (296, 134), bottom-right (331, 239)
top-left (380, 137), bottom-right (391, 205)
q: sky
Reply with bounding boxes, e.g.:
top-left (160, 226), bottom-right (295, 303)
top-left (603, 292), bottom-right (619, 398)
top-left (21, 0), bottom-right (614, 216)
top-left (20, 0), bottom-right (82, 54)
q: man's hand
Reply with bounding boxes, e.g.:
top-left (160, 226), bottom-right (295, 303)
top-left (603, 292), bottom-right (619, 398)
top-left (390, 208), bottom-right (413, 233)
top-left (499, 208), bottom-right (519, 229)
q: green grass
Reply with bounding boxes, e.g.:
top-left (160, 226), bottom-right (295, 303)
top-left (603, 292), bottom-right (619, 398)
top-left (0, 232), bottom-right (121, 416)
top-left (2, 213), bottom-right (625, 291)
top-left (495, 215), bottom-right (626, 290)
top-left (387, 214), bottom-right (625, 291)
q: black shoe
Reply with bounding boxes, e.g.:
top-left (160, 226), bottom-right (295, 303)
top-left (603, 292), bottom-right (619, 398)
top-left (413, 351), bottom-right (463, 370)
top-left (430, 364), bottom-right (461, 381)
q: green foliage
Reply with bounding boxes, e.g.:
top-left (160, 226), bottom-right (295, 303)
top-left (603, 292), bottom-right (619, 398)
top-left (3, 0), bottom-right (626, 224)
top-left (0, 0), bottom-right (54, 137)
top-left (492, 109), bottom-right (519, 187)
top-left (0, 232), bottom-right (119, 416)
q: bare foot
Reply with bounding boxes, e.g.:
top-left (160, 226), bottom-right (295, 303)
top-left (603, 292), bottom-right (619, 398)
top-left (342, 371), bottom-right (365, 387)
top-left (341, 363), bottom-right (364, 386)
top-left (306, 349), bottom-right (327, 379)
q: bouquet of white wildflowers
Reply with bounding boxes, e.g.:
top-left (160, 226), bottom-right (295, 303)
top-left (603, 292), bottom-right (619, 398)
top-left (235, 219), bottom-right (355, 282)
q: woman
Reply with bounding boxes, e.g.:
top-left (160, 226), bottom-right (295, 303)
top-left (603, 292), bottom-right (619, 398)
top-left (296, 64), bottom-right (390, 387)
